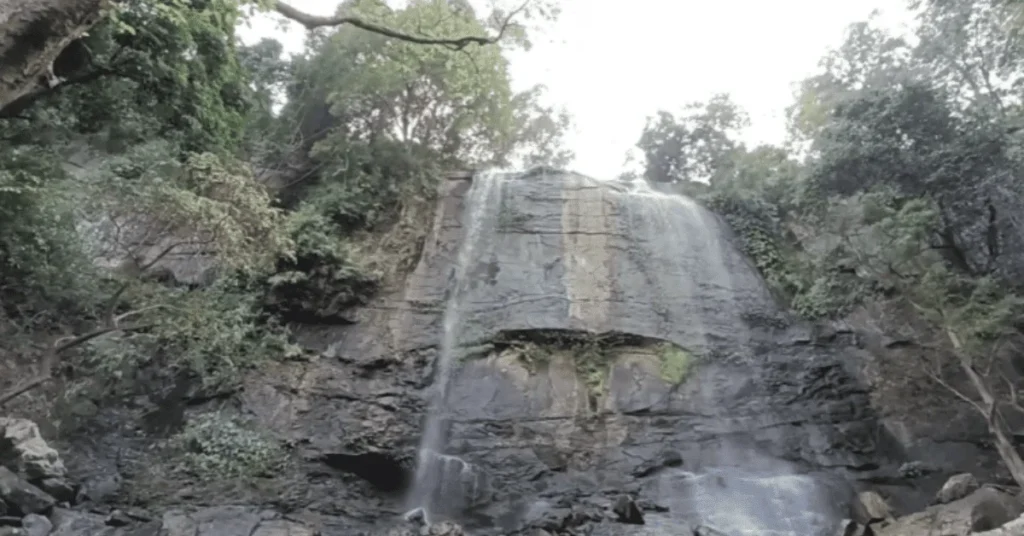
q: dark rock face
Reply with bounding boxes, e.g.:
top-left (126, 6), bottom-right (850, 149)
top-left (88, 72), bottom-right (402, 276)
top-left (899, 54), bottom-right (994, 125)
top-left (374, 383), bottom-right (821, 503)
top-left (290, 172), bottom-right (914, 534)
top-left (51, 170), bottom-right (1000, 535)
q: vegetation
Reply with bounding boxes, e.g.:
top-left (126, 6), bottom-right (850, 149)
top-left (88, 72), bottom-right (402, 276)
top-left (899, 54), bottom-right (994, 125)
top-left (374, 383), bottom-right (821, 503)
top-left (631, 0), bottom-right (1024, 488)
top-left (169, 412), bottom-right (288, 480)
top-left (0, 0), bottom-right (571, 416)
top-left (491, 331), bottom-right (695, 407)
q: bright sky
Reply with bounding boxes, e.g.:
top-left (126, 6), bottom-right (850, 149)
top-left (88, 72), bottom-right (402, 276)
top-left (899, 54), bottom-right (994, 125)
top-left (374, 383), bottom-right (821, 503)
top-left (239, 1), bottom-right (915, 179)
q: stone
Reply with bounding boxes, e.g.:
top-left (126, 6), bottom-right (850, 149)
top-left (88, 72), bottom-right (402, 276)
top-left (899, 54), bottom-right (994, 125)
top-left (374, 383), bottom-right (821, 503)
top-left (36, 477), bottom-right (75, 504)
top-left (0, 467), bottom-right (55, 515)
top-left (835, 519), bottom-right (874, 536)
top-left (935, 473), bottom-right (980, 505)
top-left (0, 528), bottom-right (24, 536)
top-left (22, 513), bottom-right (52, 536)
top-left (251, 520), bottom-right (318, 536)
top-left (877, 488), bottom-right (1023, 536)
top-left (105, 510), bottom-right (132, 527)
top-left (852, 491), bottom-right (893, 525)
top-left (49, 508), bottom-right (122, 536)
top-left (973, 514), bottom-right (1024, 535)
top-left (0, 419), bottom-right (66, 482)
top-left (422, 522), bottom-right (464, 536)
top-left (611, 495), bottom-right (644, 525)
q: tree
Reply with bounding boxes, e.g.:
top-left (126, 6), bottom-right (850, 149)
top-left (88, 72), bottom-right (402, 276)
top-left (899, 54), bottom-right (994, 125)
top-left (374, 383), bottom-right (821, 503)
top-left (785, 15), bottom-right (915, 147)
top-left (824, 188), bottom-right (1024, 488)
top-left (0, 0), bottom-right (539, 117)
top-left (0, 142), bottom-right (294, 406)
top-left (636, 93), bottom-right (749, 184)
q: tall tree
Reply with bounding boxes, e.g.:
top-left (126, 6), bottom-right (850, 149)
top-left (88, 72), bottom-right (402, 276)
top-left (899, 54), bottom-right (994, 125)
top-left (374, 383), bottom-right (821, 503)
top-left (0, 0), bottom-right (538, 116)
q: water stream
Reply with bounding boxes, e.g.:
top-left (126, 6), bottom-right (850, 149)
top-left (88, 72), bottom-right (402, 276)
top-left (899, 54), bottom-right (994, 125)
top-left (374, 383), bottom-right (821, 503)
top-left (405, 170), bottom-right (505, 521)
top-left (404, 170), bottom-right (843, 534)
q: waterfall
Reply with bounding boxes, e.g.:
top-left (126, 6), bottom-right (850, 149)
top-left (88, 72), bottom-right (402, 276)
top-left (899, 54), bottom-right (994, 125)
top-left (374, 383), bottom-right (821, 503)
top-left (619, 180), bottom-right (840, 535)
top-left (405, 170), bottom-right (504, 521)
top-left (402, 170), bottom-right (845, 534)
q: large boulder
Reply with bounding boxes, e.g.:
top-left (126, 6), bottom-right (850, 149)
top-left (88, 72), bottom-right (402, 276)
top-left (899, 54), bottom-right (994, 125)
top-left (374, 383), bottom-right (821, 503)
top-left (0, 419), bottom-right (66, 482)
top-left (0, 467), bottom-right (54, 515)
top-left (876, 487), bottom-right (1023, 536)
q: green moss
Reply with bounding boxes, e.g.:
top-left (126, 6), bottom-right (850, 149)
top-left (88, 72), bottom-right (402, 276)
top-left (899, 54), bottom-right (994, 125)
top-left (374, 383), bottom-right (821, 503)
top-left (657, 343), bottom-right (692, 384)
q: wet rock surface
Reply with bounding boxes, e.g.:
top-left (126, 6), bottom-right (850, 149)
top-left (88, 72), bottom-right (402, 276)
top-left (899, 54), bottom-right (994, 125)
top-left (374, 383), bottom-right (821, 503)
top-left (9, 170), bottom-right (1014, 535)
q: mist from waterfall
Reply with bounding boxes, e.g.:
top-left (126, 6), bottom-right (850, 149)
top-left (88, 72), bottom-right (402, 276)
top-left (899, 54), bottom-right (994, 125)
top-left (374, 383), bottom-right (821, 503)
top-left (405, 170), bottom-right (505, 521)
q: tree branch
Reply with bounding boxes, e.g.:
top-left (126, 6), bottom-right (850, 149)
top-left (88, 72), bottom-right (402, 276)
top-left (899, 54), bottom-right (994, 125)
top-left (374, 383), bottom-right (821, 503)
top-left (0, 67), bottom-right (120, 119)
top-left (272, 0), bottom-right (527, 49)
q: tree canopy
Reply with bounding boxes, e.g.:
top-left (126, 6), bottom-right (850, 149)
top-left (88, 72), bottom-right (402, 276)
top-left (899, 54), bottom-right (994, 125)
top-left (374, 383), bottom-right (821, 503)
top-left (631, 0), bottom-right (1024, 488)
top-left (0, 0), bottom-right (571, 410)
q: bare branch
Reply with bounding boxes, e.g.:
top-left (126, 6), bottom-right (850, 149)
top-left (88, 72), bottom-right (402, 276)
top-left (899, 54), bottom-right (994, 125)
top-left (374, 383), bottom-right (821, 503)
top-left (272, 0), bottom-right (527, 49)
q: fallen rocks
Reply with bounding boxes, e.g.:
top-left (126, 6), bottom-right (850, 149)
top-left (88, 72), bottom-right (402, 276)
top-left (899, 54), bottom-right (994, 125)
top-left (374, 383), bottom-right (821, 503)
top-left (0, 467), bottom-right (54, 516)
top-left (876, 487), bottom-right (1022, 536)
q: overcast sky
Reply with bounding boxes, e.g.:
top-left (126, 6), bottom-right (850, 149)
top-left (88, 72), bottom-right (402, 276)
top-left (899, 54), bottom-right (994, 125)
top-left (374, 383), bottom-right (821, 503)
top-left (239, 1), bottom-right (914, 178)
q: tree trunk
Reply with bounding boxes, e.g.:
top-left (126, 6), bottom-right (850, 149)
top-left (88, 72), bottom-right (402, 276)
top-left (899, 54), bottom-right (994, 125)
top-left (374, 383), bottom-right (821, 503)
top-left (0, 0), bottom-right (106, 114)
top-left (953, 341), bottom-right (1024, 487)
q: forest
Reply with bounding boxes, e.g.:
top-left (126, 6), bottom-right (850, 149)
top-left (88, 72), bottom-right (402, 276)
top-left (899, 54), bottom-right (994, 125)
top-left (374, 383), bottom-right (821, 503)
top-left (4, 0), bottom-right (1024, 502)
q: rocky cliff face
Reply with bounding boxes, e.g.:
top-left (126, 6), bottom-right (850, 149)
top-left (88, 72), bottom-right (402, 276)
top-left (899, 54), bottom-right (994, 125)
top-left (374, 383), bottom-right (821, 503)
top-left (229, 170), bottom-right (982, 534)
top-left (13, 169), bottom-right (1008, 536)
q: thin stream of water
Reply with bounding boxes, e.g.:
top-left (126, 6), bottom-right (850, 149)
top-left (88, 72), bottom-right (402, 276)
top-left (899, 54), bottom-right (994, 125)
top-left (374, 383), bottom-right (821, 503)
top-left (405, 170), bottom-right (504, 519)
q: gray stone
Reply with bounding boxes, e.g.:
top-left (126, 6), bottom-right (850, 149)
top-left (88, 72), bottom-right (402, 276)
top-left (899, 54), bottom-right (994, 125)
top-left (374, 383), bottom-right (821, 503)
top-left (611, 495), bottom-right (644, 525)
top-left (21, 514), bottom-right (52, 536)
top-left (853, 491), bottom-right (893, 524)
top-left (0, 467), bottom-right (54, 515)
top-left (935, 473), bottom-right (980, 505)
top-left (877, 488), bottom-right (1023, 536)
top-left (0, 419), bottom-right (66, 482)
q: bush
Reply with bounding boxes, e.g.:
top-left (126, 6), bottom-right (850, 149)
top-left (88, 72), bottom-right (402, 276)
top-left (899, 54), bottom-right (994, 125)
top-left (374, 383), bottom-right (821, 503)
top-left (170, 413), bottom-right (287, 480)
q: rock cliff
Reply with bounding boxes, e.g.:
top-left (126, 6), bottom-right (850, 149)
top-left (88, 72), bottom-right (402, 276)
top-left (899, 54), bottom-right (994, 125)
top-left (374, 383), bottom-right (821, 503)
top-left (4, 169), bottom-right (1010, 535)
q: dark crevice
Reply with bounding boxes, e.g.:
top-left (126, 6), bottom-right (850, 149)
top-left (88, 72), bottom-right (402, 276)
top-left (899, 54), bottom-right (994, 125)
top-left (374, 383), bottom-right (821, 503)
top-left (321, 452), bottom-right (413, 493)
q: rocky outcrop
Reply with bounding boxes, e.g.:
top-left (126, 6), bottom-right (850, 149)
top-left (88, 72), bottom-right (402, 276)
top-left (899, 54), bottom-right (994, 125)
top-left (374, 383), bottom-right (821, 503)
top-left (235, 171), bottom-right (910, 534)
top-left (19, 170), bottom-right (1011, 535)
top-left (875, 487), bottom-right (1023, 536)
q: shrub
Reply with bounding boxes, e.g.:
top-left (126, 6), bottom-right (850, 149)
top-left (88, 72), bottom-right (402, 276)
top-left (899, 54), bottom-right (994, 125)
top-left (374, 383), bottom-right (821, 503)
top-left (170, 413), bottom-right (287, 480)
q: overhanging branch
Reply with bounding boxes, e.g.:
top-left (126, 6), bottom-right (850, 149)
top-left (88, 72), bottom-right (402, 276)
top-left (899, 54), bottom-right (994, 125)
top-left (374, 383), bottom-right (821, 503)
top-left (272, 0), bottom-right (528, 49)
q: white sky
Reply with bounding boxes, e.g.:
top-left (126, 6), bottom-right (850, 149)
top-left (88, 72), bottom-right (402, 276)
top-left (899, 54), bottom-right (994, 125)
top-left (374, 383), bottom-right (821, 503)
top-left (239, 1), bottom-right (915, 179)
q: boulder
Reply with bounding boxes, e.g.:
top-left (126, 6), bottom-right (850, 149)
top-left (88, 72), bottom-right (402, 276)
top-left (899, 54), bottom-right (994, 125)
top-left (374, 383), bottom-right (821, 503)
top-left (973, 514), bottom-right (1024, 535)
top-left (935, 473), bottom-right (980, 505)
top-left (0, 467), bottom-right (54, 515)
top-left (0, 419), bottom-right (66, 481)
top-left (611, 495), bottom-right (644, 525)
top-left (21, 514), bottom-right (52, 536)
top-left (0, 419), bottom-right (74, 501)
top-left (877, 487), bottom-right (1023, 536)
top-left (852, 491), bottom-right (893, 525)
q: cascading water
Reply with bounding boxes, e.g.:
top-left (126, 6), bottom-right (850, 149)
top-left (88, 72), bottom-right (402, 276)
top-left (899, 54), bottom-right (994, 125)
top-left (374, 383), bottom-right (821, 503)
top-left (620, 179), bottom-right (841, 535)
top-left (401, 169), bottom-right (847, 534)
top-left (405, 170), bottom-right (505, 522)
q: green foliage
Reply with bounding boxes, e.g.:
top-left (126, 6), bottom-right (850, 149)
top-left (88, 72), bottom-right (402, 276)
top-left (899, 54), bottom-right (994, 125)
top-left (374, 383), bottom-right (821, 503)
top-left (169, 412), bottom-right (287, 480)
top-left (656, 343), bottom-right (692, 384)
top-left (83, 278), bottom-right (299, 389)
top-left (83, 142), bottom-right (293, 275)
top-left (277, 0), bottom-right (571, 169)
top-left (263, 204), bottom-right (380, 321)
top-left (0, 147), bottom-right (103, 318)
top-left (638, 94), bottom-right (749, 184)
